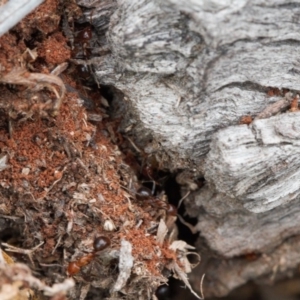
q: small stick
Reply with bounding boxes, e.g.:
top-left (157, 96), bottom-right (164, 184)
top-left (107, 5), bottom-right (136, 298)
top-left (255, 92), bottom-right (294, 120)
top-left (177, 191), bottom-right (191, 209)
top-left (126, 137), bottom-right (142, 153)
top-left (52, 235), bottom-right (62, 255)
top-left (199, 274), bottom-right (205, 300)
top-left (177, 214), bottom-right (198, 234)
top-left (38, 166), bottom-right (67, 201)
top-left (51, 62), bottom-right (68, 76)
top-left (2, 241), bottom-right (44, 266)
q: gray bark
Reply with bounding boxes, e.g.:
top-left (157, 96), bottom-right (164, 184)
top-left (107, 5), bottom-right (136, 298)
top-left (77, 0), bottom-right (300, 296)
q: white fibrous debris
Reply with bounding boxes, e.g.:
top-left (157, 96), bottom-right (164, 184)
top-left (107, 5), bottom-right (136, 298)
top-left (111, 239), bottom-right (134, 293)
top-left (169, 240), bottom-right (195, 252)
top-left (169, 261), bottom-right (203, 300)
top-left (43, 278), bottom-right (75, 296)
top-left (169, 240), bottom-right (200, 273)
top-left (168, 240), bottom-right (202, 298)
top-left (103, 220), bottom-right (116, 231)
top-left (0, 155), bottom-right (8, 172)
top-left (21, 168), bottom-right (30, 175)
top-left (156, 219), bottom-right (168, 246)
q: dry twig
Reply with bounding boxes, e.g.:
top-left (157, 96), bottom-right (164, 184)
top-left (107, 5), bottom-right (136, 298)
top-left (255, 92), bottom-right (294, 120)
top-left (2, 241), bottom-right (44, 266)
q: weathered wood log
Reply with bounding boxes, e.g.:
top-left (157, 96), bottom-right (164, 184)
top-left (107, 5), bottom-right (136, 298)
top-left (189, 234), bottom-right (300, 297)
top-left (186, 184), bottom-right (300, 257)
top-left (85, 0), bottom-right (300, 168)
top-left (77, 0), bottom-right (300, 296)
top-left (205, 112), bottom-right (300, 213)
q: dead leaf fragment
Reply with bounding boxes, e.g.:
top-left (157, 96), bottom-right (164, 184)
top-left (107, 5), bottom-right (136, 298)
top-left (0, 249), bottom-right (14, 265)
top-left (168, 261), bottom-right (203, 300)
top-left (156, 219), bottom-right (168, 246)
top-left (111, 239), bottom-right (134, 293)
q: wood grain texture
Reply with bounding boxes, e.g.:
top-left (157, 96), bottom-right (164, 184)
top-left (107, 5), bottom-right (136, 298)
top-left (186, 184), bottom-right (300, 257)
top-left (77, 0), bottom-right (300, 296)
top-left (91, 0), bottom-right (300, 167)
top-left (205, 112), bottom-right (300, 213)
top-left (185, 184), bottom-right (300, 297)
top-left (190, 235), bottom-right (300, 297)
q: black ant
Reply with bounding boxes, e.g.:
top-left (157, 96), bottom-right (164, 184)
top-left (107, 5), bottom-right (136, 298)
top-left (135, 185), bottom-right (178, 241)
top-left (136, 186), bottom-right (177, 217)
